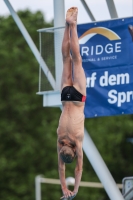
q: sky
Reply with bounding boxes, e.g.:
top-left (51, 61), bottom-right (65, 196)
top-left (1, 0), bottom-right (133, 24)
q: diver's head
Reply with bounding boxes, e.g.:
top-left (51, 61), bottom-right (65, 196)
top-left (60, 145), bottom-right (76, 163)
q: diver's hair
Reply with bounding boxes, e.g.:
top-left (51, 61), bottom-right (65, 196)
top-left (60, 146), bottom-right (75, 164)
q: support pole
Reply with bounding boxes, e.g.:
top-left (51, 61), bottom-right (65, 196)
top-left (53, 0), bottom-right (65, 90)
top-left (80, 0), bottom-right (96, 21)
top-left (3, 0), bottom-right (56, 90)
top-left (35, 175), bottom-right (42, 200)
top-left (83, 129), bottom-right (124, 200)
top-left (105, 0), bottom-right (118, 18)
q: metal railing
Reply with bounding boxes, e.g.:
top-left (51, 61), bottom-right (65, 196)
top-left (35, 175), bottom-right (123, 200)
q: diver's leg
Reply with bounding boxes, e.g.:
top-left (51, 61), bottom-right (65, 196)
top-left (61, 13), bottom-right (73, 90)
top-left (67, 7), bottom-right (86, 96)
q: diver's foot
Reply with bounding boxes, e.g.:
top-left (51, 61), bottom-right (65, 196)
top-left (66, 7), bottom-right (78, 25)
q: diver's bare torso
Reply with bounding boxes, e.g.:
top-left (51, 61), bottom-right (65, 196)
top-left (57, 101), bottom-right (85, 147)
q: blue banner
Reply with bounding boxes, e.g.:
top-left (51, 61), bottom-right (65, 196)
top-left (77, 17), bottom-right (133, 118)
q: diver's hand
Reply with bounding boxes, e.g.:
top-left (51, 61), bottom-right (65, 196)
top-left (60, 188), bottom-right (77, 199)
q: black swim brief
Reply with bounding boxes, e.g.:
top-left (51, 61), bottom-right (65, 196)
top-left (61, 86), bottom-right (86, 102)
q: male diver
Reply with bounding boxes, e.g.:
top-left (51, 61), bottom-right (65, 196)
top-left (57, 7), bottom-right (86, 200)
